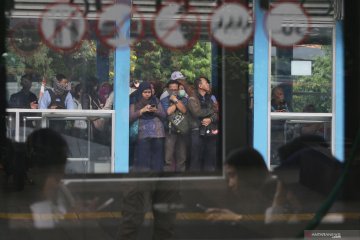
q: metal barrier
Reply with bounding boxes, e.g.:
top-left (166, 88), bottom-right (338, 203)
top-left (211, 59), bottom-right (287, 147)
top-left (270, 112), bottom-right (334, 165)
top-left (6, 109), bottom-right (116, 173)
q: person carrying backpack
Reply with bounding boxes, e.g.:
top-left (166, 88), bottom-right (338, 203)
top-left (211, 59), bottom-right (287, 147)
top-left (38, 74), bottom-right (75, 110)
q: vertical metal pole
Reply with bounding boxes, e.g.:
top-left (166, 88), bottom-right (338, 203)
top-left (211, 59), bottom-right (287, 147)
top-left (253, 0), bottom-right (270, 165)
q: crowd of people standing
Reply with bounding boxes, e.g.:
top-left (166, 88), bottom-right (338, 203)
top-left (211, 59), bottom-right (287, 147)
top-left (8, 71), bottom-right (220, 173)
top-left (129, 71), bottom-right (219, 173)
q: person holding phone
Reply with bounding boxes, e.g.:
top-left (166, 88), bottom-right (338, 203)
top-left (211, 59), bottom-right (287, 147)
top-left (130, 81), bottom-right (166, 172)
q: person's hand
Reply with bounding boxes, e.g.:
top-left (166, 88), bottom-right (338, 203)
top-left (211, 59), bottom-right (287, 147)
top-left (71, 197), bottom-right (99, 212)
top-left (206, 208), bottom-right (243, 222)
top-left (30, 101), bottom-right (38, 109)
top-left (140, 104), bottom-right (151, 114)
top-left (201, 118), bottom-right (212, 126)
top-left (170, 94), bottom-right (178, 103)
top-left (149, 105), bottom-right (157, 112)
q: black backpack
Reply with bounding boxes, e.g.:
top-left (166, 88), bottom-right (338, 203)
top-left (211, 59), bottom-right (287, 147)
top-left (47, 89), bottom-right (67, 109)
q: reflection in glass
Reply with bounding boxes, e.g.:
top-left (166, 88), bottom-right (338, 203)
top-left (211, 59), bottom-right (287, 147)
top-left (270, 27), bottom-right (333, 166)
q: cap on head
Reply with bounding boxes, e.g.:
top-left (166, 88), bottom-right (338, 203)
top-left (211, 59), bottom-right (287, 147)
top-left (171, 71), bottom-right (185, 80)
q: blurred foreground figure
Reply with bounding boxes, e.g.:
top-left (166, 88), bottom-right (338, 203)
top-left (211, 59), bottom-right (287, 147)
top-left (116, 174), bottom-right (181, 240)
top-left (26, 128), bottom-right (69, 229)
top-left (206, 148), bottom-right (275, 222)
top-left (266, 135), bottom-right (344, 223)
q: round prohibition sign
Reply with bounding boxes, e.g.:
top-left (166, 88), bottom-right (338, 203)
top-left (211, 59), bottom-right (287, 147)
top-left (153, 1), bottom-right (200, 50)
top-left (39, 3), bottom-right (87, 52)
top-left (209, 3), bottom-right (253, 48)
top-left (9, 20), bottom-right (41, 56)
top-left (96, 4), bottom-right (144, 49)
top-left (265, 1), bottom-right (310, 47)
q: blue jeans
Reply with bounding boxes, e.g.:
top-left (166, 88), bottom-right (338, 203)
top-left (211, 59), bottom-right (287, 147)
top-left (134, 138), bottom-right (164, 172)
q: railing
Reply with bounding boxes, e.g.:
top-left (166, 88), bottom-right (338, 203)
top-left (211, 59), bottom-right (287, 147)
top-left (6, 109), bottom-right (116, 173)
top-left (269, 112), bottom-right (334, 166)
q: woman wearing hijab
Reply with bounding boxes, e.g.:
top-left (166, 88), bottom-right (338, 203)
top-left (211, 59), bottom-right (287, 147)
top-left (130, 82), bottom-right (166, 172)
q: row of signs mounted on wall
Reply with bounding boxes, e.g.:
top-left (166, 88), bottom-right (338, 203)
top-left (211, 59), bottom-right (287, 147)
top-left (9, 1), bottom-right (311, 55)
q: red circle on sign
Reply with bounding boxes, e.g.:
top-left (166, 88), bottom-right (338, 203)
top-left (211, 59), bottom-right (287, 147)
top-left (208, 2), bottom-right (254, 49)
top-left (9, 20), bottom-right (41, 57)
top-left (95, 4), bottom-right (145, 50)
top-left (264, 0), bottom-right (311, 48)
top-left (152, 1), bottom-right (201, 51)
top-left (38, 2), bottom-right (88, 53)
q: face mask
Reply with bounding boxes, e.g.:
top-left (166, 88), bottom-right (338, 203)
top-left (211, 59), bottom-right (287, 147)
top-left (178, 89), bottom-right (186, 98)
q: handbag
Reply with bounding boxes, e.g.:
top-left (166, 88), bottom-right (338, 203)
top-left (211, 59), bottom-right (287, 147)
top-left (168, 110), bottom-right (190, 135)
top-left (129, 119), bottom-right (139, 142)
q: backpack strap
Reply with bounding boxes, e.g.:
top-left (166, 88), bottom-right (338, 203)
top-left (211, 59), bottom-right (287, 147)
top-left (47, 89), bottom-right (56, 109)
top-left (47, 89), bottom-right (66, 109)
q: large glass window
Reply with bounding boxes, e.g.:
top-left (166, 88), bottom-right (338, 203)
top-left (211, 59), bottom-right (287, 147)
top-left (270, 27), bottom-right (333, 166)
top-left (5, 17), bottom-right (115, 173)
top-left (1, 1), bottom-right (355, 240)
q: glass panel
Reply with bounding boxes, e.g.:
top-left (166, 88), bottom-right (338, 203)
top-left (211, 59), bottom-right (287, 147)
top-left (128, 17), bottom-right (219, 174)
top-left (270, 27), bottom-right (333, 166)
top-left (1, 1), bottom-right (356, 240)
top-left (271, 27), bottom-right (333, 113)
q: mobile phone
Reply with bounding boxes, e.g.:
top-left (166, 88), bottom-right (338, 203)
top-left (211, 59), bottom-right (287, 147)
top-left (196, 203), bottom-right (207, 211)
top-left (150, 104), bottom-right (156, 108)
top-left (96, 198), bottom-right (114, 211)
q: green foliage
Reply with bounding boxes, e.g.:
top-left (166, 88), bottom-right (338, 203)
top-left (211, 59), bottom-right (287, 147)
top-left (6, 37), bottom-right (212, 86)
top-left (5, 40), bottom-right (97, 84)
top-left (293, 46), bottom-right (332, 113)
top-left (131, 40), bottom-right (211, 83)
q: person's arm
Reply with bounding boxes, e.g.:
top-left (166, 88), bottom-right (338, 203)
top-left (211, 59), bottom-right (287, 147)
top-left (160, 97), bottom-right (172, 115)
top-left (206, 208), bottom-right (243, 222)
top-left (167, 104), bottom-right (177, 115)
top-left (209, 108), bottom-right (218, 124)
top-left (154, 101), bottom-right (167, 120)
top-left (103, 92), bottom-right (114, 110)
top-left (167, 95), bottom-right (187, 114)
top-left (30, 93), bottom-right (38, 109)
top-left (8, 94), bottom-right (17, 108)
top-left (130, 104), bottom-right (150, 122)
top-left (65, 92), bottom-right (75, 109)
top-left (174, 97), bottom-right (187, 114)
top-left (38, 91), bottom-right (50, 109)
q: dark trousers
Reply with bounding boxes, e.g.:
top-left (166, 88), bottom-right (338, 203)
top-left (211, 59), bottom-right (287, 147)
top-left (116, 180), bottom-right (180, 240)
top-left (164, 133), bottom-right (187, 172)
top-left (189, 130), bottom-right (217, 172)
top-left (134, 138), bottom-right (164, 172)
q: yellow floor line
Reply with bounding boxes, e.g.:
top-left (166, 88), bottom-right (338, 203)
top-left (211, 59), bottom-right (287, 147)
top-left (0, 212), bottom-right (358, 222)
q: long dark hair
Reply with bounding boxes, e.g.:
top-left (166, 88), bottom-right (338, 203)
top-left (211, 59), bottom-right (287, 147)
top-left (226, 147), bottom-right (269, 185)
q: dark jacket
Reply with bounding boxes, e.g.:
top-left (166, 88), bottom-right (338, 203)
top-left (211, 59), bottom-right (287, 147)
top-left (187, 93), bottom-right (218, 130)
top-left (9, 90), bottom-right (37, 108)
